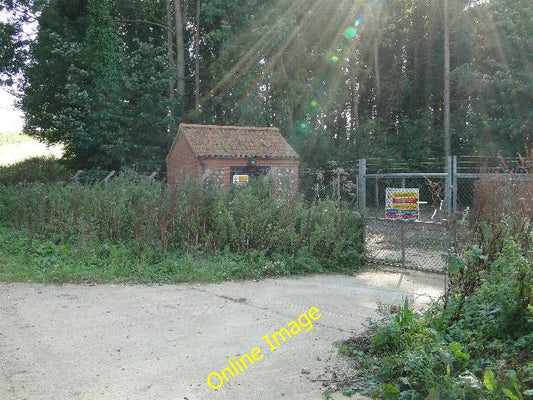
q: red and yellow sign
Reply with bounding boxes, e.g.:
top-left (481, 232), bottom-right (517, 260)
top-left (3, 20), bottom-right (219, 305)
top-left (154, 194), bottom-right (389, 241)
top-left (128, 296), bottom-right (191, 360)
top-left (385, 188), bottom-right (419, 220)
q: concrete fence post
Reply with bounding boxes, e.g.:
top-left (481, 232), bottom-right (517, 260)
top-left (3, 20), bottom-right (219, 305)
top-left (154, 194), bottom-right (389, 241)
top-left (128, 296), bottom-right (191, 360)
top-left (104, 170), bottom-right (116, 182)
top-left (73, 170), bottom-right (83, 185)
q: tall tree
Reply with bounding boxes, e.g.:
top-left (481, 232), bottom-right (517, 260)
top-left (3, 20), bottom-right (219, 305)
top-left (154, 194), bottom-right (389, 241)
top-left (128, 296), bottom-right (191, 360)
top-left (22, 0), bottom-right (89, 144)
top-left (456, 0), bottom-right (533, 156)
top-left (0, 0), bottom-right (38, 84)
top-left (23, 0), bottom-right (176, 169)
top-left (444, 0), bottom-right (451, 159)
top-left (173, 0), bottom-right (185, 99)
top-left (82, 0), bottom-right (126, 167)
top-left (19, 0), bottom-right (532, 171)
top-left (194, 0), bottom-right (201, 112)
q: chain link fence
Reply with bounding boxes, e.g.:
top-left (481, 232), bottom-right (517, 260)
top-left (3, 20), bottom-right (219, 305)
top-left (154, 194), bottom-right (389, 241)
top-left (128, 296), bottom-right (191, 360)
top-left (299, 157), bottom-right (532, 274)
top-left (299, 161), bottom-right (449, 272)
top-left (363, 174), bottom-right (449, 273)
top-left (71, 157), bottom-right (532, 275)
top-left (299, 166), bottom-right (358, 206)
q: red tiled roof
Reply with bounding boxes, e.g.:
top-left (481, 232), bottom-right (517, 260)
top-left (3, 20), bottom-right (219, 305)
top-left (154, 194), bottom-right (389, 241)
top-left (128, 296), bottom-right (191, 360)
top-left (172, 124), bottom-right (299, 159)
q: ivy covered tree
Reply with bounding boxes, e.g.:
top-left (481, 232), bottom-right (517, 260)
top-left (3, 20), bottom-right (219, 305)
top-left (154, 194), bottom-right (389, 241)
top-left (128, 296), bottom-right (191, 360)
top-left (22, 0), bottom-right (176, 169)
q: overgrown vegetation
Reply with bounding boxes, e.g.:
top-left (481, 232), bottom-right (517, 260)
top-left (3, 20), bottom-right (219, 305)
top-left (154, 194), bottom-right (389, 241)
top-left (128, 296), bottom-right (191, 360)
top-left (0, 174), bottom-right (365, 283)
top-left (0, 156), bottom-right (71, 185)
top-left (337, 175), bottom-right (533, 399)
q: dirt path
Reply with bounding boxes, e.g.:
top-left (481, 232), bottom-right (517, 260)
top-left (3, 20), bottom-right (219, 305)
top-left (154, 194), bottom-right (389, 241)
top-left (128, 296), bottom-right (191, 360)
top-left (0, 270), bottom-right (443, 400)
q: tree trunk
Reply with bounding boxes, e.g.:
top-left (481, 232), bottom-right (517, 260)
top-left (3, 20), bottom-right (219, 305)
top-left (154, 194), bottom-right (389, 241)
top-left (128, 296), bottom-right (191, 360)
top-left (374, 40), bottom-right (380, 108)
top-left (194, 0), bottom-right (201, 112)
top-left (279, 56), bottom-right (293, 129)
top-left (166, 0), bottom-right (175, 101)
top-left (173, 0), bottom-right (185, 99)
top-left (443, 0), bottom-right (451, 158)
top-left (350, 53), bottom-right (359, 146)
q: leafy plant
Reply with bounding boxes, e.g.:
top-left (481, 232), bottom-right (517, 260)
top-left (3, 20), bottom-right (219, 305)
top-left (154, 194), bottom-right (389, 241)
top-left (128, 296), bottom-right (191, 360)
top-left (0, 175), bottom-right (366, 282)
top-left (337, 224), bottom-right (533, 399)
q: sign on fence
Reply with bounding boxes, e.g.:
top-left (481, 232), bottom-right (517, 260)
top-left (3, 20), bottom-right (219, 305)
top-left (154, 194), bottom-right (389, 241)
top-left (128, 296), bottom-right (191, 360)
top-left (385, 188), bottom-right (419, 220)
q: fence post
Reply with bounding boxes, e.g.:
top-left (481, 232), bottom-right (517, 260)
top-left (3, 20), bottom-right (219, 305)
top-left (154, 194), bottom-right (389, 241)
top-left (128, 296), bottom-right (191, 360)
top-left (358, 159), bottom-right (366, 213)
top-left (445, 155), bottom-right (453, 219)
top-left (104, 170), bottom-right (116, 182)
top-left (73, 170), bottom-right (83, 185)
top-left (452, 155), bottom-right (458, 217)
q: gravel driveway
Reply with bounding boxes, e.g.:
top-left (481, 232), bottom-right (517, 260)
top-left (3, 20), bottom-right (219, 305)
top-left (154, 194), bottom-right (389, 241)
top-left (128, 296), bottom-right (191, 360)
top-left (0, 270), bottom-right (443, 400)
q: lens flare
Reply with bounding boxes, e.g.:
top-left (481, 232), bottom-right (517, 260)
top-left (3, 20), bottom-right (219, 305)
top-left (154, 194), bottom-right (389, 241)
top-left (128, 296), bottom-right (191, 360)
top-left (354, 16), bottom-right (362, 26)
top-left (310, 100), bottom-right (318, 108)
top-left (296, 120), bottom-right (311, 134)
top-left (343, 27), bottom-right (357, 39)
top-left (331, 55), bottom-right (339, 63)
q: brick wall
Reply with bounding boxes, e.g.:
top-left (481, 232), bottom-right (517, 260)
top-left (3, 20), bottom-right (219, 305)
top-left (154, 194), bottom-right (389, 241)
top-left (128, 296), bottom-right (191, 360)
top-left (167, 137), bottom-right (299, 193)
top-left (166, 134), bottom-right (203, 186)
top-left (203, 158), bottom-right (299, 192)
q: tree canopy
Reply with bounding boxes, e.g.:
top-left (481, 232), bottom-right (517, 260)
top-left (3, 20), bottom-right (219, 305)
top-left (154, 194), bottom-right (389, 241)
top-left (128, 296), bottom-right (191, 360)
top-left (3, 0), bottom-right (532, 169)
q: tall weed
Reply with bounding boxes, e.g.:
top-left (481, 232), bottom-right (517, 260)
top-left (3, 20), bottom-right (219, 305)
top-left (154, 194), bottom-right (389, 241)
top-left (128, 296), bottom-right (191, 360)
top-left (0, 156), bottom-right (71, 185)
top-left (0, 174), bottom-right (365, 272)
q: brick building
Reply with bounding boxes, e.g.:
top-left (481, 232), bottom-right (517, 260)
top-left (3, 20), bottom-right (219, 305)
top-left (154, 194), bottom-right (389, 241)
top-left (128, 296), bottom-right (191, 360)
top-left (166, 124), bottom-right (299, 190)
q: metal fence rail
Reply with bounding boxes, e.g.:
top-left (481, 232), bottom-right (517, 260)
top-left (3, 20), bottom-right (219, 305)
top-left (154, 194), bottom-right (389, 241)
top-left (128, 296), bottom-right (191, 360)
top-left (360, 166), bottom-right (449, 273)
top-left (356, 156), bottom-right (533, 273)
top-left (70, 157), bottom-right (532, 275)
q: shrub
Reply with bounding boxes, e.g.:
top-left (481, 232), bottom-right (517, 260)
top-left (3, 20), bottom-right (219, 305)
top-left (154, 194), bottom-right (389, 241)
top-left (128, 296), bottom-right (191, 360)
top-left (0, 174), bottom-right (366, 277)
top-left (0, 156), bottom-right (71, 185)
top-left (338, 220), bottom-right (532, 399)
top-left (307, 199), bottom-right (365, 269)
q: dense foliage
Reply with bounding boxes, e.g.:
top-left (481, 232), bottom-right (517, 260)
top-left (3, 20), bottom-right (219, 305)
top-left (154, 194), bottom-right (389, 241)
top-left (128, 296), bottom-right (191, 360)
top-left (0, 156), bottom-right (70, 184)
top-left (0, 175), bottom-right (365, 282)
top-left (1, 0), bottom-right (531, 169)
top-left (337, 177), bottom-right (533, 399)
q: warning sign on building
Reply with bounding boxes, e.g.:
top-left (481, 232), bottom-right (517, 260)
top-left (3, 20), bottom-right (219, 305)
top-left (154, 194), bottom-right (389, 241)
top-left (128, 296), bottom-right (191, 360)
top-left (232, 174), bottom-right (249, 186)
top-left (385, 188), bottom-right (419, 220)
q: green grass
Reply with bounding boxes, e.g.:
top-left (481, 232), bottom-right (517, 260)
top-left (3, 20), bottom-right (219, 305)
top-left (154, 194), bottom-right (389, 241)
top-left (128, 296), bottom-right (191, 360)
top-left (335, 239), bottom-right (533, 399)
top-left (0, 225), bottom-right (330, 284)
top-left (0, 173), bottom-right (366, 283)
top-left (0, 156), bottom-right (71, 185)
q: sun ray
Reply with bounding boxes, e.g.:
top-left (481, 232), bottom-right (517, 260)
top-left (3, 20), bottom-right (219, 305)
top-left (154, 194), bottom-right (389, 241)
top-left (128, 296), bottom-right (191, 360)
top-left (196, 0), bottom-right (359, 122)
top-left (198, 1), bottom-right (312, 107)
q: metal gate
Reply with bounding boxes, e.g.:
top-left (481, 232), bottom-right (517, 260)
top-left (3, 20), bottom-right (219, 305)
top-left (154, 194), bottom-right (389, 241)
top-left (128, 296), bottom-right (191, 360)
top-left (357, 159), bottom-right (452, 273)
top-left (299, 157), bottom-right (532, 273)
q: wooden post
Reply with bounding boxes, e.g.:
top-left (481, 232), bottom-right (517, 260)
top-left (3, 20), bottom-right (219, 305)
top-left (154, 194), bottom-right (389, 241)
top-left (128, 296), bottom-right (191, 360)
top-left (444, 0), bottom-right (451, 162)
